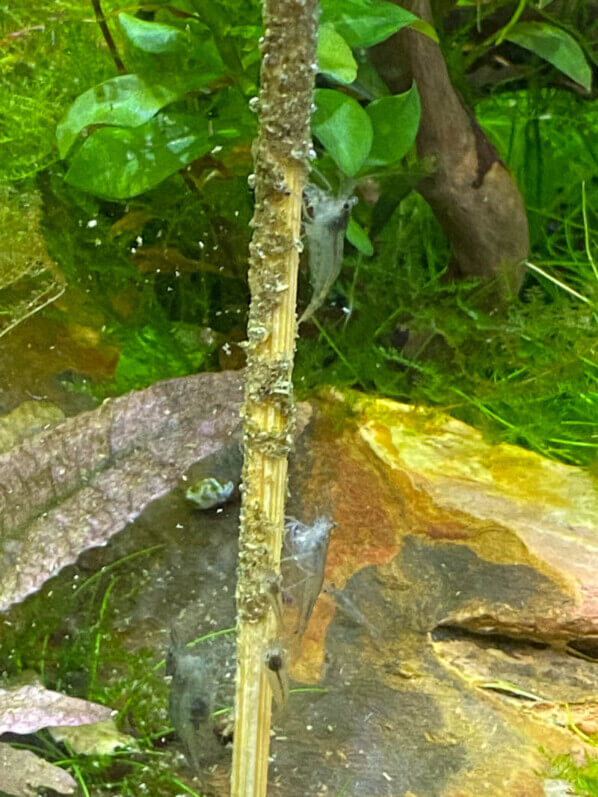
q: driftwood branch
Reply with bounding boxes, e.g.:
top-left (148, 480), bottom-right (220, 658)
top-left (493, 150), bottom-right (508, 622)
top-left (372, 0), bottom-right (529, 298)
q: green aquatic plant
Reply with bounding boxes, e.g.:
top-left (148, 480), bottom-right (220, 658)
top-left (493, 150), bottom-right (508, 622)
top-left (0, 1), bottom-right (595, 795)
top-left (3, 1), bottom-right (594, 476)
top-left (547, 711), bottom-right (598, 795)
top-left (549, 753), bottom-right (598, 796)
top-left (0, 1), bottom-right (113, 183)
top-left (0, 567), bottom-right (167, 793)
top-left (294, 87), bottom-right (598, 468)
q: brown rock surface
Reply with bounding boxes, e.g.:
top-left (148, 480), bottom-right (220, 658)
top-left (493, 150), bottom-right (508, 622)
top-left (271, 391), bottom-right (598, 795)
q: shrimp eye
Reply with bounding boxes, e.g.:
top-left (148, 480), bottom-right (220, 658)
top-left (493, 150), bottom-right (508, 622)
top-left (265, 652), bottom-right (283, 672)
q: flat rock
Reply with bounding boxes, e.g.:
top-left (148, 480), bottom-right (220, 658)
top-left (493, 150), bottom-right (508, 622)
top-left (267, 391), bottom-right (598, 796)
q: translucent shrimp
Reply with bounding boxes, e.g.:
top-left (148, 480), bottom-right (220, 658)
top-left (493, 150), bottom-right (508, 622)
top-left (262, 570), bottom-right (284, 632)
top-left (165, 628), bottom-right (236, 770)
top-left (284, 516), bottom-right (334, 637)
top-left (166, 630), bottom-right (211, 770)
top-left (299, 184), bottom-right (357, 324)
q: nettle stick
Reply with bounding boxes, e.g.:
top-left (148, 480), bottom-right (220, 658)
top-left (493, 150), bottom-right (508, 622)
top-left (231, 1), bottom-right (318, 795)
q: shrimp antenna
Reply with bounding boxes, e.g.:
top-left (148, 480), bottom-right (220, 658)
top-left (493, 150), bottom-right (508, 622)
top-left (308, 164), bottom-right (334, 192)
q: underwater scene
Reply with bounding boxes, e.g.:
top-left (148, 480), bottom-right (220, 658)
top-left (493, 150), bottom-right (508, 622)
top-left (0, 0), bottom-right (597, 795)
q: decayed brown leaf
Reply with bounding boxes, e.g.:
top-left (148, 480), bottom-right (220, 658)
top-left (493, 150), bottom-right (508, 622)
top-left (0, 683), bottom-right (112, 735)
top-left (0, 743), bottom-right (76, 797)
top-left (0, 370), bottom-right (243, 613)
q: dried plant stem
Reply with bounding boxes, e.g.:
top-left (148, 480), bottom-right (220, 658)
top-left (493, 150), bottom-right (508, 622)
top-left (232, 1), bottom-right (318, 794)
top-left (232, 170), bottom-right (299, 786)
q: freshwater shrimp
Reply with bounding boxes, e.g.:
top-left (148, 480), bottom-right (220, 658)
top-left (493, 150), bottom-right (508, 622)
top-left (284, 516), bottom-right (334, 637)
top-left (299, 184), bottom-right (357, 323)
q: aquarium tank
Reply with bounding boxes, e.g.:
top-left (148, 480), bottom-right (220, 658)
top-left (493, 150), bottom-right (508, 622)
top-left (0, 0), bottom-right (597, 795)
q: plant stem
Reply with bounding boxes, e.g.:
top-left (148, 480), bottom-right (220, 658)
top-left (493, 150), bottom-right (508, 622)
top-left (90, 0), bottom-right (125, 74)
top-left (495, 0), bottom-right (527, 45)
top-left (231, 0), bottom-right (318, 794)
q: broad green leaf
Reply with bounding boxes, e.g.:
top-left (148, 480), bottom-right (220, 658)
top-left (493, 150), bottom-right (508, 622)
top-left (64, 113), bottom-right (213, 200)
top-left (119, 13), bottom-right (187, 53)
top-left (317, 24), bottom-right (357, 84)
top-left (209, 87), bottom-right (257, 140)
top-left (321, 0), bottom-right (416, 48)
top-left (354, 50), bottom-right (391, 99)
top-left (365, 83), bottom-right (421, 166)
top-left (119, 13), bottom-right (225, 77)
top-left (347, 217), bottom-right (373, 255)
top-left (189, 0), bottom-right (255, 94)
top-left (163, 0), bottom-right (198, 11)
top-left (409, 19), bottom-right (439, 42)
top-left (312, 89), bottom-right (373, 176)
top-left (57, 75), bottom-right (182, 158)
top-left (506, 22), bottom-right (591, 91)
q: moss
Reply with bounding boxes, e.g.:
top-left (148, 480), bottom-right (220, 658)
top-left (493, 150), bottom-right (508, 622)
top-left (0, 1), bottom-right (114, 183)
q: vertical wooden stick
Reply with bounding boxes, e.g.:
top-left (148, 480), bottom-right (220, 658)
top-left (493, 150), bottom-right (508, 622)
top-left (231, 1), bottom-right (318, 794)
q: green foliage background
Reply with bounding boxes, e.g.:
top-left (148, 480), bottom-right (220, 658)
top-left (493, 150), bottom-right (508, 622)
top-left (1, 0), bottom-right (596, 472)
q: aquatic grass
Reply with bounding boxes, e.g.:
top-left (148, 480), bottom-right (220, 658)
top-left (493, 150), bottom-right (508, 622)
top-left (0, 1), bottom-right (114, 183)
top-left (567, 706), bottom-right (598, 747)
top-left (188, 626), bottom-right (236, 649)
top-left (524, 260), bottom-right (592, 305)
top-left (164, 777), bottom-right (208, 796)
top-left (88, 576), bottom-right (117, 700)
top-left (0, 545), bottom-right (183, 790)
top-left (71, 760), bottom-right (91, 797)
top-left (39, 631), bottom-right (50, 684)
top-left (312, 317), bottom-right (367, 390)
top-left (71, 544), bottom-right (166, 600)
top-left (582, 181), bottom-right (598, 283)
top-left (548, 753), bottom-right (598, 796)
top-left (336, 775), bottom-right (354, 796)
top-left (289, 686), bottom-right (328, 696)
top-left (209, 684), bottom-right (329, 717)
top-left (296, 90), bottom-right (598, 470)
